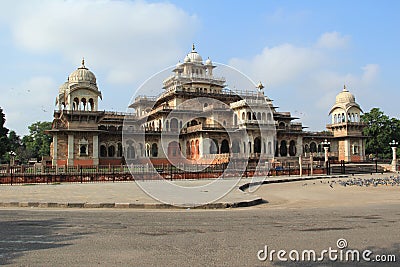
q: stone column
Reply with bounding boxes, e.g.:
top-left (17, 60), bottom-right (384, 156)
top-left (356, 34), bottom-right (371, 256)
top-left (299, 155), bottom-right (302, 177)
top-left (344, 139), bottom-right (350, 161)
top-left (310, 154), bottom-right (313, 176)
top-left (391, 146), bottom-right (397, 172)
top-left (93, 135), bottom-right (99, 165)
top-left (67, 134), bottom-right (74, 166)
top-left (324, 146), bottom-right (329, 167)
top-left (52, 135), bottom-right (58, 166)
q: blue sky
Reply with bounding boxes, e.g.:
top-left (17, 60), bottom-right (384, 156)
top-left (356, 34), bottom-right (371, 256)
top-left (0, 0), bottom-right (399, 135)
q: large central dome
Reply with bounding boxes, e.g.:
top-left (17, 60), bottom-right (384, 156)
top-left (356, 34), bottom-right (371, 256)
top-left (184, 44), bottom-right (203, 63)
top-left (68, 59), bottom-right (97, 86)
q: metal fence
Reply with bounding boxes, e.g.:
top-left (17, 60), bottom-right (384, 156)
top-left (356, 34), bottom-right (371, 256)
top-left (0, 159), bottom-right (389, 185)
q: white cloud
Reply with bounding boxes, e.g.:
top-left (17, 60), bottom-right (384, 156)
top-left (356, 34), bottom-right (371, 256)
top-left (2, 76), bottom-right (56, 135)
top-left (361, 64), bottom-right (379, 83)
top-left (229, 44), bottom-right (324, 87)
top-left (3, 0), bottom-right (198, 85)
top-left (229, 32), bottom-right (380, 131)
top-left (316, 31), bottom-right (350, 49)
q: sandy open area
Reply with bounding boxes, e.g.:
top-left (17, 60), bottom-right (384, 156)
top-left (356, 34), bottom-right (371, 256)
top-left (251, 173), bottom-right (400, 209)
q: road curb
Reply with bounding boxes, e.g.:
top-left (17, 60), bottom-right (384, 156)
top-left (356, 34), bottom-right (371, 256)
top-left (0, 198), bottom-right (264, 209)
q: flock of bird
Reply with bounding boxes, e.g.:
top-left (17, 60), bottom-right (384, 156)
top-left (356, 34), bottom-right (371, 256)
top-left (302, 176), bottom-right (400, 188)
top-left (337, 176), bottom-right (400, 187)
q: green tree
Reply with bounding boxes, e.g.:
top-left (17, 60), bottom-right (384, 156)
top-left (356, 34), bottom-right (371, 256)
top-left (0, 107), bottom-right (10, 162)
top-left (22, 121), bottom-right (52, 160)
top-left (361, 108), bottom-right (400, 159)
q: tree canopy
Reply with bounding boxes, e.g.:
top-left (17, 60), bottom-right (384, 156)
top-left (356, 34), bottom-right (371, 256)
top-left (0, 107), bottom-right (9, 162)
top-left (21, 121), bottom-right (52, 161)
top-left (361, 108), bottom-right (400, 159)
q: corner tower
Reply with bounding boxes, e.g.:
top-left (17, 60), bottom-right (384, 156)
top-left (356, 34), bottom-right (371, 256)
top-left (326, 85), bottom-right (366, 161)
top-left (50, 59), bottom-right (104, 166)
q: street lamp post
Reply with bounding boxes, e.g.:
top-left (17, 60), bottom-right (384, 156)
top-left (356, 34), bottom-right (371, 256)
top-left (8, 151), bottom-right (16, 166)
top-left (321, 139), bottom-right (330, 168)
top-left (389, 140), bottom-right (398, 172)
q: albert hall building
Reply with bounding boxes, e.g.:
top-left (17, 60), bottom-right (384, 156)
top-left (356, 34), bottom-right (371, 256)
top-left (48, 46), bottom-right (367, 167)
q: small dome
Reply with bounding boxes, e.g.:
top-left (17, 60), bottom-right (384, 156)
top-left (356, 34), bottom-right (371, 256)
top-left (59, 82), bottom-right (68, 93)
top-left (205, 57), bottom-right (212, 65)
top-left (184, 55), bottom-right (191, 63)
top-left (68, 58), bottom-right (97, 86)
top-left (335, 85), bottom-right (355, 104)
top-left (176, 61), bottom-right (183, 68)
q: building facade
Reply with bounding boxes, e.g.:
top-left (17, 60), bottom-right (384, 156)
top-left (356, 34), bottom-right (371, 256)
top-left (48, 47), bottom-right (366, 167)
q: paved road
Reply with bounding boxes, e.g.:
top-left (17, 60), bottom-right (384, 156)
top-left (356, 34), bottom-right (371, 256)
top-left (1, 204), bottom-right (399, 266)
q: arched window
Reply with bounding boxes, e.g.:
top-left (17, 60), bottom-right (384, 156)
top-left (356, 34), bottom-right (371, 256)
top-left (80, 98), bottom-right (86, 111)
top-left (317, 144), bottom-right (322, 153)
top-left (151, 143), bottom-right (158, 157)
top-left (145, 144), bottom-right (151, 157)
top-left (289, 140), bottom-right (296, 156)
top-left (165, 120), bottom-right (169, 131)
top-left (334, 114), bottom-right (337, 123)
top-left (234, 114), bottom-right (238, 126)
top-left (108, 145), bottom-right (115, 157)
top-left (210, 139), bottom-right (218, 154)
top-left (126, 145), bottom-right (135, 159)
top-left (247, 112), bottom-right (251, 121)
top-left (186, 141), bottom-right (191, 158)
top-left (242, 112), bottom-right (245, 121)
top-left (257, 112), bottom-right (261, 120)
top-left (221, 139), bottom-right (230, 154)
top-left (168, 141), bottom-right (180, 158)
top-left (267, 113), bottom-right (272, 121)
top-left (268, 142), bottom-right (272, 155)
top-left (262, 112), bottom-right (266, 121)
top-left (100, 145), bottom-right (107, 157)
top-left (73, 97), bottom-right (79, 111)
top-left (170, 118), bottom-right (178, 132)
top-left (304, 144), bottom-right (310, 153)
top-left (80, 145), bottom-right (87, 156)
top-left (89, 98), bottom-right (94, 111)
top-left (310, 142), bottom-right (317, 153)
top-left (117, 143), bottom-right (123, 157)
top-left (195, 140), bottom-right (200, 159)
top-left (254, 137), bottom-right (261, 154)
top-left (280, 140), bottom-right (287, 157)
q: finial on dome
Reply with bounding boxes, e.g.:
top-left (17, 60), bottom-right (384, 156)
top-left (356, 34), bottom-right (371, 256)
top-left (81, 57), bottom-right (85, 67)
top-left (343, 84), bottom-right (347, 91)
top-left (257, 81), bottom-right (265, 90)
top-left (192, 43), bottom-right (195, 51)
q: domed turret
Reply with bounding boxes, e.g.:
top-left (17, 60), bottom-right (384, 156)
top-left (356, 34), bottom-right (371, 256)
top-left (329, 85), bottom-right (362, 124)
top-left (68, 58), bottom-right (97, 86)
top-left (205, 57), bottom-right (212, 65)
top-left (335, 85), bottom-right (355, 104)
top-left (57, 59), bottom-right (102, 111)
top-left (58, 82), bottom-right (68, 93)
